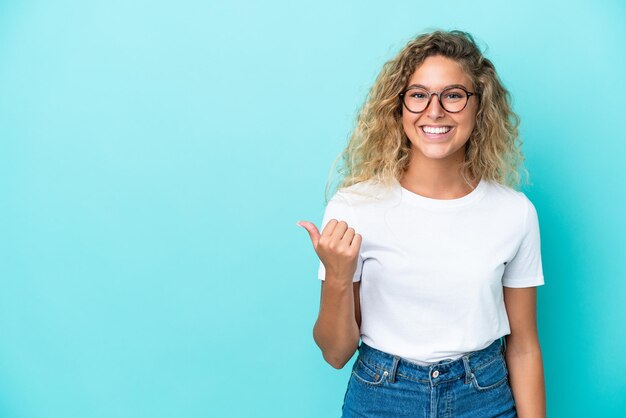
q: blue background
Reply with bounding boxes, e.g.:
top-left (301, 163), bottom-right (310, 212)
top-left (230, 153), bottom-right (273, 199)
top-left (1, 0), bottom-right (625, 417)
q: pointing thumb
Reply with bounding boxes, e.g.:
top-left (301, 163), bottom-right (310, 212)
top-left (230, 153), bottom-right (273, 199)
top-left (296, 220), bottom-right (320, 248)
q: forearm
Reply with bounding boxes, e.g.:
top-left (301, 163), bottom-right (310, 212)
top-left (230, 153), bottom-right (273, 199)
top-left (505, 347), bottom-right (546, 418)
top-left (313, 278), bottom-right (360, 369)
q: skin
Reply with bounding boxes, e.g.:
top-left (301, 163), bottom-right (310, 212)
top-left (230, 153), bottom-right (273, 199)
top-left (503, 287), bottom-right (547, 417)
top-left (298, 54), bottom-right (546, 417)
top-left (297, 219), bottom-right (361, 369)
top-left (400, 55), bottom-right (480, 197)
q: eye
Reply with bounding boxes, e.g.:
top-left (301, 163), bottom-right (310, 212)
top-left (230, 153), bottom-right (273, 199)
top-left (442, 88), bottom-right (467, 102)
top-left (406, 88), bottom-right (429, 100)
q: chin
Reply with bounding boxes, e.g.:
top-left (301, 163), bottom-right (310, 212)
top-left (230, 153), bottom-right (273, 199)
top-left (413, 142), bottom-right (465, 160)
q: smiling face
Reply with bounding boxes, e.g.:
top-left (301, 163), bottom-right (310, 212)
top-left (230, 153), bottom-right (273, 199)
top-left (401, 55), bottom-right (479, 164)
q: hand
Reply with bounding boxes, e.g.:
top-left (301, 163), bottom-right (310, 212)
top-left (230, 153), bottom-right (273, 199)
top-left (297, 219), bottom-right (362, 283)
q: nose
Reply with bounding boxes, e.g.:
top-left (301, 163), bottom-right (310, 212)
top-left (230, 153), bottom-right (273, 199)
top-left (426, 93), bottom-right (445, 119)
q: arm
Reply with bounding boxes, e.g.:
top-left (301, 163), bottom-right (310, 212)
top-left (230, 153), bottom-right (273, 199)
top-left (503, 286), bottom-right (546, 418)
top-left (313, 280), bottom-right (361, 369)
top-left (299, 193), bottom-right (363, 369)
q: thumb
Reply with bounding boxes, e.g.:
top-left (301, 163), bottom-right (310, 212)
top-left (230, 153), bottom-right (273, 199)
top-left (296, 220), bottom-right (321, 248)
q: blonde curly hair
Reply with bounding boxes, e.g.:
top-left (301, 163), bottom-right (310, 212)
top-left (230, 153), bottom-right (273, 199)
top-left (324, 29), bottom-right (528, 203)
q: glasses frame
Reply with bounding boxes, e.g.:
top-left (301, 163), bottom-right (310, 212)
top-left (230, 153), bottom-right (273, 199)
top-left (398, 85), bottom-right (479, 114)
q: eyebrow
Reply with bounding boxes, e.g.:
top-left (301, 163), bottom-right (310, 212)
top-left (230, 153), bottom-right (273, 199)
top-left (406, 83), bottom-right (469, 90)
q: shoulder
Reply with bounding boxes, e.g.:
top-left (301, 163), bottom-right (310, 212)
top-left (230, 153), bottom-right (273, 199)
top-left (333, 178), bottom-right (396, 206)
top-left (484, 180), bottom-right (538, 226)
top-left (485, 180), bottom-right (534, 207)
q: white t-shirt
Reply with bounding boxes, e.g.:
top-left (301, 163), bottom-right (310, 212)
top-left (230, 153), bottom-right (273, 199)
top-left (317, 177), bottom-right (545, 364)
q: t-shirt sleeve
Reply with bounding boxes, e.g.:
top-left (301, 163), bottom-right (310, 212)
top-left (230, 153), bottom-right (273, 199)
top-left (317, 192), bottom-right (364, 282)
top-left (502, 196), bottom-right (545, 288)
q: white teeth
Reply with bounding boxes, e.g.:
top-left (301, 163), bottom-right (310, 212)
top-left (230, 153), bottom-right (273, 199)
top-left (422, 126), bottom-right (451, 134)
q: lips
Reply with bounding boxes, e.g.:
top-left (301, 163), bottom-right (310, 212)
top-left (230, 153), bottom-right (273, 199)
top-left (420, 125), bottom-right (454, 140)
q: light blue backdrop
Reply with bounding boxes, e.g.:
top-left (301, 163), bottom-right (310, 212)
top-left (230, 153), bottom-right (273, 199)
top-left (1, 0), bottom-right (625, 417)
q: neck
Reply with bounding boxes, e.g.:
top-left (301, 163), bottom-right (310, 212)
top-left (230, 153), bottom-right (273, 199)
top-left (399, 148), bottom-right (478, 199)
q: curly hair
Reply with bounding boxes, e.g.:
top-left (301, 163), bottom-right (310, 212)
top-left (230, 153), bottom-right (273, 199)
top-left (324, 29), bottom-right (528, 202)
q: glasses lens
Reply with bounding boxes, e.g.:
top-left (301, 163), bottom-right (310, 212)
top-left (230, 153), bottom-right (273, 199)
top-left (440, 87), bottom-right (468, 112)
top-left (403, 87), bottom-right (429, 113)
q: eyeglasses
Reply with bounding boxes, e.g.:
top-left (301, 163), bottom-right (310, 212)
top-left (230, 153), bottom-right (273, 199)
top-left (398, 85), bottom-right (478, 113)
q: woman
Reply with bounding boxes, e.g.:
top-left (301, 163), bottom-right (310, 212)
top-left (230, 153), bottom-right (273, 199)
top-left (298, 30), bottom-right (546, 417)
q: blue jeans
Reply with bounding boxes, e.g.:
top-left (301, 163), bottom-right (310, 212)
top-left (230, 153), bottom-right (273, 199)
top-left (342, 338), bottom-right (517, 417)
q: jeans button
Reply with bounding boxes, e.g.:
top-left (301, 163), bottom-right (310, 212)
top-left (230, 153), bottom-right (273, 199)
top-left (432, 370), bottom-right (439, 378)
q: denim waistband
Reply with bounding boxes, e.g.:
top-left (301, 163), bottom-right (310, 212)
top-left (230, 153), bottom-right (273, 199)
top-left (356, 337), bottom-right (506, 386)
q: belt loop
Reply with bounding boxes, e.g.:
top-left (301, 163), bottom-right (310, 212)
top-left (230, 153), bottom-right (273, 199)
top-left (462, 355), bottom-right (472, 384)
top-left (388, 356), bottom-right (400, 383)
top-left (500, 336), bottom-right (507, 354)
